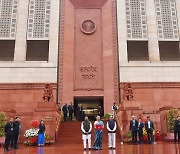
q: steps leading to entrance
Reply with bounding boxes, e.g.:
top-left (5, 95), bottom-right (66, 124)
top-left (56, 121), bottom-right (121, 144)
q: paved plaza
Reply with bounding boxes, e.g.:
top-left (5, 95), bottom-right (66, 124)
top-left (0, 142), bottom-right (179, 154)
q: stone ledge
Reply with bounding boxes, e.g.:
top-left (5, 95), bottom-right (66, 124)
top-left (120, 82), bottom-right (180, 88)
top-left (0, 83), bottom-right (57, 90)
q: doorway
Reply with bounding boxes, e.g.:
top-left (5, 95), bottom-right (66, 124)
top-left (74, 96), bottom-right (104, 121)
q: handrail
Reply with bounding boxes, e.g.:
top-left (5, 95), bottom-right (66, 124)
top-left (55, 112), bottom-right (62, 142)
top-left (115, 111), bottom-right (124, 144)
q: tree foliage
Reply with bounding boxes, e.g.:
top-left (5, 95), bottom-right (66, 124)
top-left (0, 112), bottom-right (7, 137)
top-left (167, 109), bottom-right (180, 133)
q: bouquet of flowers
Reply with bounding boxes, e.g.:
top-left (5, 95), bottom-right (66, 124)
top-left (30, 120), bottom-right (39, 128)
top-left (24, 120), bottom-right (55, 146)
top-left (24, 120), bottom-right (39, 146)
top-left (24, 128), bottom-right (39, 138)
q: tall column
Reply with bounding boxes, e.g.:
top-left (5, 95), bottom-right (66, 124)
top-left (14, 0), bottom-right (29, 62)
top-left (48, 0), bottom-right (60, 65)
top-left (117, 0), bottom-right (128, 63)
top-left (146, 0), bottom-right (160, 62)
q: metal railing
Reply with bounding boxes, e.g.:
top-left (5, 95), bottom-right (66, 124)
top-left (55, 113), bottom-right (62, 142)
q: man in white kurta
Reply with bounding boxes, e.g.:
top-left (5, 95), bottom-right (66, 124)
top-left (107, 115), bottom-right (117, 149)
top-left (81, 116), bottom-right (92, 150)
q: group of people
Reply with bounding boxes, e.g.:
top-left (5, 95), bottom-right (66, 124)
top-left (130, 115), bottom-right (154, 144)
top-left (4, 117), bottom-right (21, 151)
top-left (4, 107), bottom-right (180, 151)
top-left (81, 115), bottom-right (117, 150)
top-left (61, 102), bottom-right (75, 121)
top-left (61, 103), bottom-right (84, 122)
top-left (4, 117), bottom-right (46, 151)
top-left (61, 103), bottom-right (107, 122)
top-left (129, 115), bottom-right (180, 145)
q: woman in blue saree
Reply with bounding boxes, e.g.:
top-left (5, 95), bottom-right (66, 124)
top-left (93, 116), bottom-right (104, 150)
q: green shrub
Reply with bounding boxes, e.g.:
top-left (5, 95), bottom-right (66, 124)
top-left (0, 112), bottom-right (7, 137)
top-left (45, 133), bottom-right (50, 140)
top-left (167, 109), bottom-right (180, 133)
top-left (127, 131), bottom-right (132, 138)
top-left (103, 113), bottom-right (111, 119)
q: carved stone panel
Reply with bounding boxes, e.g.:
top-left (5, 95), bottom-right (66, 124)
top-left (74, 9), bottom-right (103, 90)
top-left (126, 0), bottom-right (148, 40)
top-left (27, 0), bottom-right (51, 39)
top-left (0, 0), bottom-right (18, 39)
top-left (155, 0), bottom-right (179, 40)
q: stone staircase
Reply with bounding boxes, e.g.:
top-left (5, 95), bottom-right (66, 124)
top-left (56, 120), bottom-right (121, 144)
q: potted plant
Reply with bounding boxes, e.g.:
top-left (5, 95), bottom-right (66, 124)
top-left (102, 113), bottom-right (111, 121)
top-left (166, 109), bottom-right (180, 141)
top-left (123, 131), bottom-right (132, 143)
top-left (0, 112), bottom-right (7, 146)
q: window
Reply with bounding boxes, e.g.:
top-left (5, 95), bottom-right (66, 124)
top-left (26, 40), bottom-right (49, 61)
top-left (159, 41), bottom-right (180, 61)
top-left (0, 40), bottom-right (15, 61)
top-left (127, 41), bottom-right (149, 61)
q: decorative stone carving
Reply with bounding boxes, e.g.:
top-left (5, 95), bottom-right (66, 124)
top-left (0, 83), bottom-right (56, 90)
top-left (125, 0), bottom-right (148, 39)
top-left (122, 83), bottom-right (133, 101)
top-left (0, 0), bottom-right (18, 39)
top-left (120, 82), bottom-right (180, 89)
top-left (155, 0), bottom-right (179, 40)
top-left (74, 9), bottom-right (103, 90)
top-left (81, 20), bottom-right (96, 34)
top-left (27, 0), bottom-right (51, 39)
top-left (58, 0), bottom-right (120, 105)
top-left (112, 0), bottom-right (120, 104)
top-left (43, 83), bottom-right (53, 102)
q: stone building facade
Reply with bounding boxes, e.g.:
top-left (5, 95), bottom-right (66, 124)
top-left (0, 0), bottom-right (180, 139)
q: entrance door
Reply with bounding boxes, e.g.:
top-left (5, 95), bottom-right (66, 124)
top-left (74, 96), bottom-right (103, 121)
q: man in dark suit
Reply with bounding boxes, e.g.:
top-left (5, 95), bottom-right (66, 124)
top-left (79, 104), bottom-right (84, 122)
top-left (98, 105), bottom-right (103, 118)
top-left (76, 104), bottom-right (80, 121)
top-left (174, 116), bottom-right (180, 144)
top-left (129, 115), bottom-right (138, 144)
top-left (137, 118), bottom-right (144, 144)
top-left (76, 104), bottom-right (83, 121)
top-left (145, 116), bottom-right (154, 144)
top-left (11, 117), bottom-right (20, 149)
top-left (4, 118), bottom-right (14, 151)
top-left (68, 102), bottom-right (74, 121)
top-left (62, 103), bottom-right (68, 121)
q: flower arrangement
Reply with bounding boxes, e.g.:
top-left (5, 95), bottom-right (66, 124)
top-left (24, 120), bottom-right (39, 146)
top-left (24, 128), bottom-right (39, 138)
top-left (24, 120), bottom-right (55, 146)
top-left (31, 120), bottom-right (39, 128)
